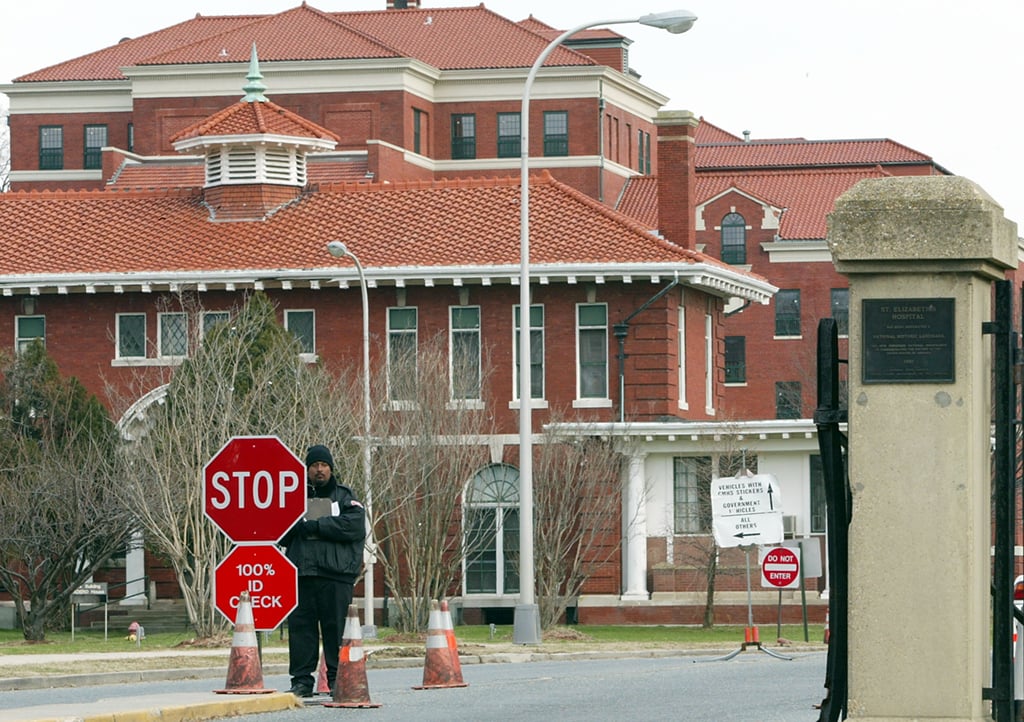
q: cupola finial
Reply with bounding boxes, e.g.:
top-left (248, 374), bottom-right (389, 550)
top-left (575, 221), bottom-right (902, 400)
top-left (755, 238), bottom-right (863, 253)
top-left (241, 43), bottom-right (268, 102)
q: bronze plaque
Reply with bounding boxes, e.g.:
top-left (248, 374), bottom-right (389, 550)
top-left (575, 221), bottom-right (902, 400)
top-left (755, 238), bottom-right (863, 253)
top-left (862, 298), bottom-right (955, 383)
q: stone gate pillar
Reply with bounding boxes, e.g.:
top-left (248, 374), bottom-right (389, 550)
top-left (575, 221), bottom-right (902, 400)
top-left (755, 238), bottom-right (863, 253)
top-left (828, 176), bottom-right (1017, 721)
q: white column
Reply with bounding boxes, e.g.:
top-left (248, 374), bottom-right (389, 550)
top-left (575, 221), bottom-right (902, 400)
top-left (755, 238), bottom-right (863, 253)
top-left (122, 531), bottom-right (146, 605)
top-left (621, 451), bottom-right (649, 601)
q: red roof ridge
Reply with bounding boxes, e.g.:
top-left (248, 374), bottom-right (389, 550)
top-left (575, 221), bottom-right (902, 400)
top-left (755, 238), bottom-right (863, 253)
top-left (317, 174), bottom-right (524, 194)
top-left (169, 96), bottom-right (340, 144)
top-left (0, 187), bottom-right (198, 200)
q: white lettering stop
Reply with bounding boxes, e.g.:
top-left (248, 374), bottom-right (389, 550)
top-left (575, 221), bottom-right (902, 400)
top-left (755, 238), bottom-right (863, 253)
top-left (208, 470), bottom-right (301, 510)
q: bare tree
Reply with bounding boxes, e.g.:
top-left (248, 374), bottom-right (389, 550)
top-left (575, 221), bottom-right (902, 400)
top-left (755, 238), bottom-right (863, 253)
top-left (371, 334), bottom-right (495, 632)
top-left (111, 292), bottom-right (358, 638)
top-left (532, 421), bottom-right (629, 630)
top-left (0, 341), bottom-right (134, 641)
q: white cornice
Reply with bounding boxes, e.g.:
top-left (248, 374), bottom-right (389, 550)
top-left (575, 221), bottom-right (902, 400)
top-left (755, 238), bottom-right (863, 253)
top-left (0, 261), bottom-right (776, 303)
top-left (2, 81), bottom-right (131, 114)
top-left (4, 59), bottom-right (669, 119)
top-left (547, 418), bottom-right (826, 451)
top-left (760, 239), bottom-right (832, 263)
top-left (10, 169), bottom-right (103, 183)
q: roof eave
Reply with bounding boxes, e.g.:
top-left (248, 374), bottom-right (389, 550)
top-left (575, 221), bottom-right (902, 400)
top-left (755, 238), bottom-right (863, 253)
top-left (0, 262), bottom-right (776, 301)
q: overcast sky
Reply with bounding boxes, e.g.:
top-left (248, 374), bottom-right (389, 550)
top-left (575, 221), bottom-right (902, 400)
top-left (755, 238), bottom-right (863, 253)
top-left (2, 0), bottom-right (1021, 226)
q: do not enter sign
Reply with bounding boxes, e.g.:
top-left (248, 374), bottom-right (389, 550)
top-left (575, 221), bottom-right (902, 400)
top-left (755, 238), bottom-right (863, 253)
top-left (761, 546), bottom-right (800, 589)
top-left (203, 435), bottom-right (306, 543)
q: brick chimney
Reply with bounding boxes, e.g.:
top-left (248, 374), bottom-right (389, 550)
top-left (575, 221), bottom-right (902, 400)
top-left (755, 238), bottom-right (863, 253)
top-left (654, 110), bottom-right (699, 250)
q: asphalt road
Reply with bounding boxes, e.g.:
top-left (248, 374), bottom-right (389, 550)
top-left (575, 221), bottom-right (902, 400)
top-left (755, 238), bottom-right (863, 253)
top-left (2, 650), bottom-right (829, 722)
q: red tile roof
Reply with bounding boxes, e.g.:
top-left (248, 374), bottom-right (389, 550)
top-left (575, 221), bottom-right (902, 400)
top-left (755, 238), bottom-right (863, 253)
top-left (615, 176), bottom-right (658, 229)
top-left (0, 173), bottom-right (768, 302)
top-left (697, 138), bottom-right (936, 170)
top-left (14, 4), bottom-right (594, 83)
top-left (696, 167), bottom-right (893, 240)
top-left (140, 5), bottom-right (400, 67)
top-left (169, 97), bottom-right (340, 144)
top-left (695, 118), bottom-right (742, 144)
top-left (615, 121), bottom-right (947, 240)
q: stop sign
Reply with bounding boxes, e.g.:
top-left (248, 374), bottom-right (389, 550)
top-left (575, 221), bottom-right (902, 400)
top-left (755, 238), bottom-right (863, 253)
top-left (203, 435), bottom-right (306, 543)
top-left (215, 544), bottom-right (297, 631)
top-left (762, 546), bottom-right (800, 589)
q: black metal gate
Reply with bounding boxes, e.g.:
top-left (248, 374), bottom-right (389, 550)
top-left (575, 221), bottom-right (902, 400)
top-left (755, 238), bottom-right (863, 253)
top-left (814, 318), bottom-right (849, 722)
top-left (983, 279), bottom-right (1020, 721)
top-left (814, 279), bottom-right (1023, 721)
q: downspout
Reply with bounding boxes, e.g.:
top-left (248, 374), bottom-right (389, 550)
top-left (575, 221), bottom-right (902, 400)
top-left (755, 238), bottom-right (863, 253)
top-left (614, 274), bottom-right (680, 422)
top-left (598, 81), bottom-right (605, 203)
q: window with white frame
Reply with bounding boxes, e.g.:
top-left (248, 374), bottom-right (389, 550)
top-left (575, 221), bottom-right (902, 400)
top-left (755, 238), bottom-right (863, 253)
top-left (577, 303), bottom-right (608, 399)
top-left (117, 313), bottom-right (146, 359)
top-left (775, 289), bottom-right (801, 337)
top-left (285, 310), bottom-right (315, 355)
top-left (201, 311), bottom-right (231, 338)
top-left (387, 307), bottom-right (417, 402)
top-left (464, 464), bottom-right (520, 595)
top-left (16, 316), bottom-right (45, 353)
top-left (720, 212), bottom-right (747, 265)
top-left (513, 304), bottom-right (544, 401)
top-left (673, 456), bottom-right (712, 533)
top-left (450, 306), bottom-right (481, 401)
top-left (831, 288), bottom-right (850, 336)
top-left (158, 313), bottom-right (187, 358)
top-left (724, 336), bottom-right (746, 384)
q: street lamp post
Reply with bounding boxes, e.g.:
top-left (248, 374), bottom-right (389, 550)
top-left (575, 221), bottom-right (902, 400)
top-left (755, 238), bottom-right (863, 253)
top-left (514, 10), bottom-right (697, 644)
top-left (326, 240), bottom-right (376, 636)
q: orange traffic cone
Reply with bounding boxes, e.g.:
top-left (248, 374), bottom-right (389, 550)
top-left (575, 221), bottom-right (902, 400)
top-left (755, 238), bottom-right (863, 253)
top-left (214, 591), bottom-right (275, 694)
top-left (439, 599), bottom-right (465, 684)
top-left (323, 604), bottom-right (381, 708)
top-left (413, 600), bottom-right (468, 690)
top-left (824, 610), bottom-right (830, 645)
top-left (316, 653), bottom-right (331, 695)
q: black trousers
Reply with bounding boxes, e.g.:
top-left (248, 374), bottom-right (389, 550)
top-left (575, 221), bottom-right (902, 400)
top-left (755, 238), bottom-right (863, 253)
top-left (287, 576), bottom-right (354, 689)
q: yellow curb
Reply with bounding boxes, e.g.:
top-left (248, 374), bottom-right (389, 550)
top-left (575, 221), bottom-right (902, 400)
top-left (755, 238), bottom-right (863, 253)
top-left (16, 692), bottom-right (300, 722)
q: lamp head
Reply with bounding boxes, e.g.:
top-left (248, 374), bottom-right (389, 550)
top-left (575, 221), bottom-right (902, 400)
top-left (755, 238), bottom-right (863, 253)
top-left (327, 240), bottom-right (349, 258)
top-left (639, 10), bottom-right (698, 34)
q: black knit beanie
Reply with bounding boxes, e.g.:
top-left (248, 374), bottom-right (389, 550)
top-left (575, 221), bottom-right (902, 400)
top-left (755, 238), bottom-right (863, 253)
top-left (305, 444), bottom-right (335, 472)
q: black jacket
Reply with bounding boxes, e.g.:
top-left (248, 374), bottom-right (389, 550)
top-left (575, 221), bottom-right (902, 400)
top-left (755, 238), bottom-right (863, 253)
top-left (281, 477), bottom-right (366, 583)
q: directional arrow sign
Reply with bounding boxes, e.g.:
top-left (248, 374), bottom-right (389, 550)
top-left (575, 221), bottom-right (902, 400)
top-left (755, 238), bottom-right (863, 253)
top-left (710, 473), bottom-right (784, 548)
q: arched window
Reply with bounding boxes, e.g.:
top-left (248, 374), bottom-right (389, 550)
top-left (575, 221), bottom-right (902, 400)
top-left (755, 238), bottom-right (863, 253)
top-left (463, 464), bottom-right (520, 595)
top-left (721, 212), bottom-right (746, 265)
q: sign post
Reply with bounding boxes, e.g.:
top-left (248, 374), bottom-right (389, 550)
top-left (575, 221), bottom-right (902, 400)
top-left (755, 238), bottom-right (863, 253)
top-left (705, 472), bottom-right (792, 662)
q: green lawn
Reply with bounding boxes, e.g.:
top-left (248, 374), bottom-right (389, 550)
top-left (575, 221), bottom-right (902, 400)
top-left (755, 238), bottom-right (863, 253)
top-left (0, 623), bottom-right (825, 655)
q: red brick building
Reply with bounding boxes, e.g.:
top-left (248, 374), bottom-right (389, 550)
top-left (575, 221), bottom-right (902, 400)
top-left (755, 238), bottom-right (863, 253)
top-left (3, 1), bottom-right (955, 624)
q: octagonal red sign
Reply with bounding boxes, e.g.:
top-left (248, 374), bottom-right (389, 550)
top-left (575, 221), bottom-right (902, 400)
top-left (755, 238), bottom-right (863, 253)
top-left (203, 435), bottom-right (306, 543)
top-left (215, 544), bottom-right (297, 631)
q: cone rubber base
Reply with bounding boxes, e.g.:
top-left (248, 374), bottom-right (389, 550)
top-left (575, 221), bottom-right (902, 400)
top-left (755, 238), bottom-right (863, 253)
top-left (323, 700), bottom-right (383, 708)
top-left (413, 680), bottom-right (468, 690)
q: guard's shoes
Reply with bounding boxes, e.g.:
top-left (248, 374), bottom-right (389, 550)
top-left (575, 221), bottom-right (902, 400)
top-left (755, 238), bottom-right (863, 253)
top-left (288, 683), bottom-right (313, 698)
